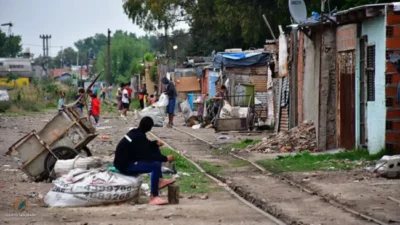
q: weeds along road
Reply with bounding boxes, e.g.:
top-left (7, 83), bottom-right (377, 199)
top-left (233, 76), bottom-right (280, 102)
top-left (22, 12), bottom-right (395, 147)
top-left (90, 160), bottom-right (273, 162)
top-left (150, 124), bottom-right (379, 225)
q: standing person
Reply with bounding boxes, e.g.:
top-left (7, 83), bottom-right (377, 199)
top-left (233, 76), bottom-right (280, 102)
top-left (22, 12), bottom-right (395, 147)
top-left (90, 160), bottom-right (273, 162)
top-left (93, 85), bottom-right (99, 97)
top-left (117, 83), bottom-right (124, 113)
top-left (75, 88), bottom-right (85, 116)
top-left (107, 84), bottom-right (113, 101)
top-left (194, 93), bottom-right (208, 122)
top-left (100, 84), bottom-right (107, 101)
top-left (58, 91), bottom-right (65, 113)
top-left (121, 84), bottom-right (130, 120)
top-left (149, 94), bottom-right (156, 104)
top-left (113, 116), bottom-right (176, 205)
top-left (161, 77), bottom-right (177, 128)
top-left (138, 84), bottom-right (147, 110)
top-left (88, 90), bottom-right (101, 127)
top-left (127, 82), bottom-right (133, 110)
top-left (213, 85), bottom-right (228, 116)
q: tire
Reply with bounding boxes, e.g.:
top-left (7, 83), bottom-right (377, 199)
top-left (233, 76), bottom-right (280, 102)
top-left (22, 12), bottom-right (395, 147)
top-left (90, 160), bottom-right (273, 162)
top-left (44, 146), bottom-right (79, 180)
top-left (80, 146), bottom-right (92, 157)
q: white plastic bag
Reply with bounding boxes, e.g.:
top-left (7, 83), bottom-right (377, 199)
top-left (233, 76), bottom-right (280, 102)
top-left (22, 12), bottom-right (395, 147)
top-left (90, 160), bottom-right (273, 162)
top-left (180, 100), bottom-right (192, 122)
top-left (138, 106), bottom-right (166, 127)
top-left (53, 156), bottom-right (102, 178)
top-left (44, 168), bottom-right (142, 207)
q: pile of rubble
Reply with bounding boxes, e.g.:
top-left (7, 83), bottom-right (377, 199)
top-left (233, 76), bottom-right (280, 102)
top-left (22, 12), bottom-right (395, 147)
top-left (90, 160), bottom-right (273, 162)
top-left (247, 121), bottom-right (317, 153)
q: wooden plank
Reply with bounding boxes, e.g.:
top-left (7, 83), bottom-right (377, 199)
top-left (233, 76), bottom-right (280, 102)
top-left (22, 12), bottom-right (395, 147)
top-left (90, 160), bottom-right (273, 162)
top-left (168, 184), bottom-right (180, 204)
top-left (386, 132), bottom-right (400, 142)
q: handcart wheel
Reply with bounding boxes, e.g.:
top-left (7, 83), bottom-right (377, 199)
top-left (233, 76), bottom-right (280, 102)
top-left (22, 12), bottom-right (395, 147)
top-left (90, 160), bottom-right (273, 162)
top-left (80, 146), bottom-right (92, 157)
top-left (44, 146), bottom-right (79, 180)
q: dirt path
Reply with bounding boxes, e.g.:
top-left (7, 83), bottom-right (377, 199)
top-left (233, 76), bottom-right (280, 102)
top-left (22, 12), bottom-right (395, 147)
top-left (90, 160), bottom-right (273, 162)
top-left (0, 113), bottom-right (277, 225)
top-left (150, 119), bottom-right (379, 225)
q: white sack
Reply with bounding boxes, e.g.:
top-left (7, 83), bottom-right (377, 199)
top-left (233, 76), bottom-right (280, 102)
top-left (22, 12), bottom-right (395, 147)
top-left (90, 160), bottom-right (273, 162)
top-left (153, 93), bottom-right (169, 107)
top-left (219, 101), bottom-right (232, 119)
top-left (54, 156), bottom-right (102, 178)
top-left (278, 26), bottom-right (288, 77)
top-left (138, 106), bottom-right (166, 127)
top-left (44, 168), bottom-right (142, 207)
top-left (375, 155), bottom-right (400, 178)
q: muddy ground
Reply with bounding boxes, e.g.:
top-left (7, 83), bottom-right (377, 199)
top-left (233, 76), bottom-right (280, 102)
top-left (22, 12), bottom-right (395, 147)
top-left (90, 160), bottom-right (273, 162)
top-left (0, 113), bottom-right (273, 225)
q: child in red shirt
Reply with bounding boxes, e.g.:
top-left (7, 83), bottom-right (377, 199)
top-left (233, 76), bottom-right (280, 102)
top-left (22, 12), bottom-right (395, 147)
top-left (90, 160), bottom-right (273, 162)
top-left (90, 93), bottom-right (101, 127)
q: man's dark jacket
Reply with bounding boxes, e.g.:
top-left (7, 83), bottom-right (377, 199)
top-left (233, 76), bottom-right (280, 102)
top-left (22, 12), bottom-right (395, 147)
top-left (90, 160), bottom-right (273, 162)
top-left (114, 129), bottom-right (167, 172)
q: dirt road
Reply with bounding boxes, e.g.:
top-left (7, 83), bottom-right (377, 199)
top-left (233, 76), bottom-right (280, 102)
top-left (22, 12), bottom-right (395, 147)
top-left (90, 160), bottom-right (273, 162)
top-left (0, 113), bottom-right (278, 225)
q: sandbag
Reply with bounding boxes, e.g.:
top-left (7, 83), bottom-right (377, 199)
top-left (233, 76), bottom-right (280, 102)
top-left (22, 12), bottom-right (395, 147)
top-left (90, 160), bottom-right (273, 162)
top-left (53, 156), bottom-right (102, 178)
top-left (138, 106), bottom-right (166, 127)
top-left (44, 168), bottom-right (142, 207)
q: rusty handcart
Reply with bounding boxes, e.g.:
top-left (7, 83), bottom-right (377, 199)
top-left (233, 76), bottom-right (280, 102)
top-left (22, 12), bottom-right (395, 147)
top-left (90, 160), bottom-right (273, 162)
top-left (6, 71), bottom-right (104, 181)
top-left (6, 106), bottom-right (98, 181)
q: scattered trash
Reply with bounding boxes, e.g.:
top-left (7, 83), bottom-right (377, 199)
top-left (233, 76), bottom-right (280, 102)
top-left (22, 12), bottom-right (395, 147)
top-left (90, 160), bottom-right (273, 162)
top-left (96, 126), bottom-right (112, 130)
top-left (3, 165), bottom-right (11, 168)
top-left (218, 183), bottom-right (227, 187)
top-left (200, 194), bottom-right (209, 200)
top-left (246, 121), bottom-right (317, 153)
top-left (99, 136), bottom-right (110, 140)
top-left (3, 169), bottom-right (19, 172)
top-left (190, 183), bottom-right (197, 189)
top-left (218, 136), bottom-right (229, 140)
top-left (192, 124), bottom-right (201, 129)
top-left (178, 172), bottom-right (190, 177)
top-left (104, 120), bottom-right (109, 123)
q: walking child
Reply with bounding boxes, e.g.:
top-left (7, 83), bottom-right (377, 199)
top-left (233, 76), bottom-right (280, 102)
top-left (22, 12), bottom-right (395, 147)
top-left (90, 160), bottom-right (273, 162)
top-left (58, 91), bottom-right (65, 112)
top-left (75, 88), bottom-right (85, 116)
top-left (88, 90), bottom-right (101, 127)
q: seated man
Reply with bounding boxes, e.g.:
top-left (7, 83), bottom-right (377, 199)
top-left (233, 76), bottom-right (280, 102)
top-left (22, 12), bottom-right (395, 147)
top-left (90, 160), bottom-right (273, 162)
top-left (113, 116), bottom-right (176, 205)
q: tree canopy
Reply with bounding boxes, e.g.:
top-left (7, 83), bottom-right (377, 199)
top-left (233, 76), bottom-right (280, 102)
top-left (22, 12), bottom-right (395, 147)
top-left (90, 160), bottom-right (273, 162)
top-left (0, 28), bottom-right (22, 57)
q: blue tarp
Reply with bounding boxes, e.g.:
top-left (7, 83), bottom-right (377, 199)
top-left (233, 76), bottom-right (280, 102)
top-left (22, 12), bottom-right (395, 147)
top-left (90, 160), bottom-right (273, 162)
top-left (212, 52), bottom-right (271, 69)
top-left (188, 93), bottom-right (194, 110)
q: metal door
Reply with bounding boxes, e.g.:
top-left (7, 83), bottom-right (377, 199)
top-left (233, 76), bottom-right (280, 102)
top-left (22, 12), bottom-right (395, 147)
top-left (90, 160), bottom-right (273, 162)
top-left (339, 51), bottom-right (356, 150)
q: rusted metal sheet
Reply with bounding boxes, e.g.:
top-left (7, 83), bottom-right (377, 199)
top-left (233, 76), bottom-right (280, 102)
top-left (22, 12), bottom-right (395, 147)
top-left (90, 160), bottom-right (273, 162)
top-left (175, 76), bottom-right (201, 92)
top-left (202, 70), bottom-right (208, 94)
top-left (338, 51), bottom-right (356, 150)
top-left (226, 66), bottom-right (268, 76)
top-left (336, 24), bottom-right (357, 52)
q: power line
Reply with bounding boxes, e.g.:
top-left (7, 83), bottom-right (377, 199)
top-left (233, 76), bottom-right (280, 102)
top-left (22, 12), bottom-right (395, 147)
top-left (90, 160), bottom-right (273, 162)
top-left (23, 44), bottom-right (63, 48)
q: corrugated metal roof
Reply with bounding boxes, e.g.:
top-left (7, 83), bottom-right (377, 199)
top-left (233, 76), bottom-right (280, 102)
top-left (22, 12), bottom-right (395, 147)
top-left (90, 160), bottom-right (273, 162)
top-left (336, 3), bottom-right (389, 16)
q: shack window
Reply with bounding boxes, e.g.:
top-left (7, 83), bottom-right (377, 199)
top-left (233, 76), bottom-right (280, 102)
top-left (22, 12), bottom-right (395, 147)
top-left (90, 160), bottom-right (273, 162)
top-left (367, 45), bottom-right (375, 101)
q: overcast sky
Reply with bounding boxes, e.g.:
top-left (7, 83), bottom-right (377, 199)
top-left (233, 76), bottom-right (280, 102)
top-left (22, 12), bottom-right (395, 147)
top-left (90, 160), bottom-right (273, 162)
top-left (0, 0), bottom-right (186, 58)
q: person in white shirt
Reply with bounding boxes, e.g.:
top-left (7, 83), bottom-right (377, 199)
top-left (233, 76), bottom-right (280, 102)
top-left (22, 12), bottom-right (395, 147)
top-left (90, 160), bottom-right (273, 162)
top-left (121, 83), bottom-right (130, 120)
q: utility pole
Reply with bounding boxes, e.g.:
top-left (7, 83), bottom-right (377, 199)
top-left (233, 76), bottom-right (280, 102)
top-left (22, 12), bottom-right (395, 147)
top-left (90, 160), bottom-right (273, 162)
top-left (107, 29), bottom-right (111, 85)
top-left (40, 34), bottom-right (51, 72)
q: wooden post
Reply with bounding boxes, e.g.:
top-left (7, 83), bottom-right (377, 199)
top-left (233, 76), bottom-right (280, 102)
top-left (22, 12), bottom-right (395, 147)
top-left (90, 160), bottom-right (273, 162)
top-left (168, 184), bottom-right (179, 204)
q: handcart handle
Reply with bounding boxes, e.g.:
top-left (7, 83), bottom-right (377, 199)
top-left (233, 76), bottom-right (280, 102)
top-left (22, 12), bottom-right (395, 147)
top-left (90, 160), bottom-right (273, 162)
top-left (5, 130), bottom-right (36, 156)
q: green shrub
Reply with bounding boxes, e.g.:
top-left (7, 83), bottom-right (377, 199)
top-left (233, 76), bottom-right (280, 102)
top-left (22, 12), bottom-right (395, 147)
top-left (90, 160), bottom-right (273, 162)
top-left (0, 101), bottom-right (11, 112)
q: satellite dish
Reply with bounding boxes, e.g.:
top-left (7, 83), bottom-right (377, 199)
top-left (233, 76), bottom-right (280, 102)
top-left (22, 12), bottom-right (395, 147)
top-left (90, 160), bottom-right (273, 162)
top-left (288, 0), bottom-right (307, 24)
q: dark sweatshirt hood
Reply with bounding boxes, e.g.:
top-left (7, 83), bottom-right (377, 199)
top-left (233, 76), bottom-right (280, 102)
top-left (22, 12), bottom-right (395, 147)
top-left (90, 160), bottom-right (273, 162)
top-left (161, 77), bottom-right (170, 85)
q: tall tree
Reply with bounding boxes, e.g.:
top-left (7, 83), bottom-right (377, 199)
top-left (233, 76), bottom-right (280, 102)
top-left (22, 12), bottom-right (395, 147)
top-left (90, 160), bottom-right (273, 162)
top-left (123, 0), bottom-right (193, 56)
top-left (74, 33), bottom-right (107, 58)
top-left (95, 31), bottom-right (150, 84)
top-left (0, 28), bottom-right (22, 57)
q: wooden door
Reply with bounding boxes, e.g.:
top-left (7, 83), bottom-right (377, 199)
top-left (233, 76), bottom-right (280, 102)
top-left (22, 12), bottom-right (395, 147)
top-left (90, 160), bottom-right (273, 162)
top-left (339, 51), bottom-right (356, 150)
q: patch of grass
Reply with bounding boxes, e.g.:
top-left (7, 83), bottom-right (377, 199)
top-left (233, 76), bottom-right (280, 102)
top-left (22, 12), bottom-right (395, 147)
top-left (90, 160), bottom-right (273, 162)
top-left (198, 161), bottom-right (222, 175)
top-left (257, 149), bottom-right (390, 173)
top-left (160, 148), bottom-right (219, 194)
top-left (229, 159), bottom-right (250, 167)
top-left (231, 139), bottom-right (261, 149)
